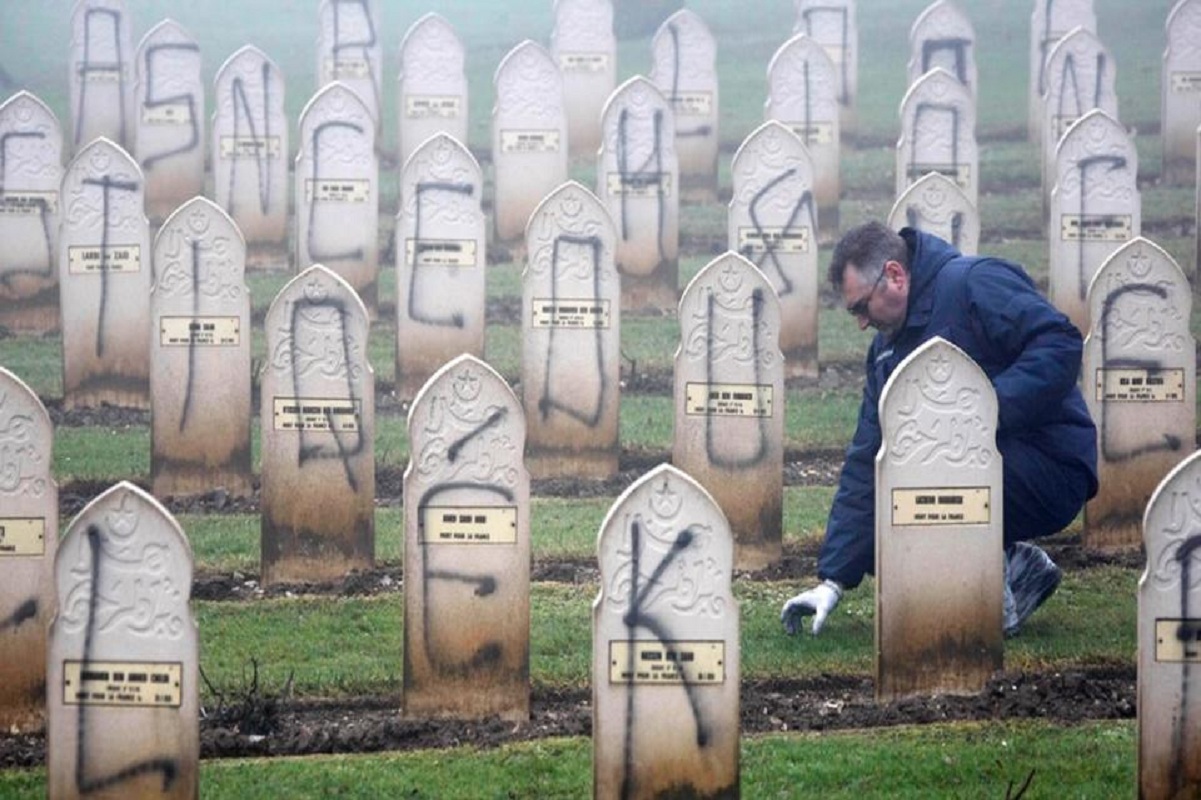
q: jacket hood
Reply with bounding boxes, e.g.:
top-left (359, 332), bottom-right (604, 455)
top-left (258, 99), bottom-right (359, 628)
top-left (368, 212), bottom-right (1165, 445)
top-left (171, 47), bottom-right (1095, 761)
top-left (901, 227), bottom-right (960, 304)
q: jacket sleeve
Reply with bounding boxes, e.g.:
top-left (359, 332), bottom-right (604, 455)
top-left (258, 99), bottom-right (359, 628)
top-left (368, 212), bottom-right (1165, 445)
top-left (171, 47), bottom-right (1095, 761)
top-left (965, 260), bottom-right (1084, 432)
top-left (817, 347), bottom-right (883, 590)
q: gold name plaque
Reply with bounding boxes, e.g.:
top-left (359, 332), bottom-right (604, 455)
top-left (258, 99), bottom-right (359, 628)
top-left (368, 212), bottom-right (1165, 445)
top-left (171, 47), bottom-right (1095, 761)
top-left (531, 299), bottom-right (611, 329)
top-left (1156, 619), bottom-right (1201, 662)
top-left (789, 122), bottom-right (835, 146)
top-left (1060, 214), bottom-right (1132, 242)
top-left (0, 191), bottom-right (58, 216)
top-left (324, 58), bottom-right (371, 80)
top-left (421, 506), bottom-right (518, 545)
top-left (0, 518), bottom-right (45, 557)
top-left (559, 53), bottom-right (609, 73)
top-left (500, 130), bottom-right (561, 153)
top-left (1095, 368), bottom-right (1185, 402)
top-left (906, 163), bottom-right (971, 188)
top-left (404, 238), bottom-right (478, 268)
top-left (405, 95), bottom-right (461, 119)
top-left (606, 171), bottom-right (673, 198)
top-left (219, 136), bottom-right (282, 159)
top-left (1172, 72), bottom-right (1201, 92)
top-left (685, 382), bottom-right (774, 417)
top-left (609, 641), bottom-right (725, 685)
top-left (737, 226), bottom-right (810, 254)
top-left (67, 245), bottom-right (140, 274)
top-left (306, 179), bottom-right (370, 203)
top-left (80, 66), bottom-right (121, 83)
top-left (63, 661), bottom-right (183, 708)
top-left (159, 316), bottom-right (241, 347)
top-left (273, 397), bottom-right (361, 432)
top-left (671, 92), bottom-right (713, 116)
top-left (892, 487), bottom-right (991, 526)
top-left (141, 102), bottom-right (192, 125)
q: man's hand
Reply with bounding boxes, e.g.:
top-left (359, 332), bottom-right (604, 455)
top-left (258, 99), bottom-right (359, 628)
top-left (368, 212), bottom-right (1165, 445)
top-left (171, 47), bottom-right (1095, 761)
top-left (781, 580), bottom-right (843, 635)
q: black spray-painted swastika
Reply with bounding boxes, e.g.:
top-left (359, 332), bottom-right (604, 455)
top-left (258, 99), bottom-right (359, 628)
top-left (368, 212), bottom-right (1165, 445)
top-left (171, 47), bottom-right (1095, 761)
top-left (227, 62), bottom-right (275, 218)
top-left (75, 8), bottom-right (127, 148)
top-left (408, 179), bottom-right (474, 329)
top-left (140, 41), bottom-right (201, 170)
top-left (0, 129), bottom-right (54, 282)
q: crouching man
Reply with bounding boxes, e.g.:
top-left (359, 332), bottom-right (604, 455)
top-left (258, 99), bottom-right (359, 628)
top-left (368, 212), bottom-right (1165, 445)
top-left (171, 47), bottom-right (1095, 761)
top-left (782, 222), bottom-right (1098, 637)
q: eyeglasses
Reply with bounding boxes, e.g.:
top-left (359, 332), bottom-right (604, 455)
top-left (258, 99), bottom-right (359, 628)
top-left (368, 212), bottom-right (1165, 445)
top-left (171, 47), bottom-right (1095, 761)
top-left (846, 267), bottom-right (886, 318)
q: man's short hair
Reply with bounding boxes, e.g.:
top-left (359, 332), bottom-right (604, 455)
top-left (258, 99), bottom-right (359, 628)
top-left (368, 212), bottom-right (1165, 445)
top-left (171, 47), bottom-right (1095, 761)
top-left (828, 221), bottom-right (909, 289)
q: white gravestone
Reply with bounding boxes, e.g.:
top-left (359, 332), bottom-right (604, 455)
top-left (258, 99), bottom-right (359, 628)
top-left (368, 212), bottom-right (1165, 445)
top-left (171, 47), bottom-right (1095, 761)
top-left (403, 355), bottom-right (530, 721)
top-left (317, 0), bottom-right (382, 128)
top-left (673, 252), bottom-right (784, 572)
top-left (491, 40), bottom-right (568, 245)
top-left (876, 337), bottom-right (1003, 701)
top-left (47, 481), bottom-right (198, 800)
top-left (397, 13), bottom-right (468, 172)
top-left (907, 0), bottom-right (977, 99)
top-left (550, 0), bottom-right (616, 158)
top-left (1197, 124), bottom-right (1201, 278)
top-left (1049, 109), bottom-right (1140, 333)
top-left (649, 9), bottom-right (719, 202)
top-left (887, 171), bottom-right (980, 256)
top-left (593, 464), bottom-right (739, 799)
top-left (0, 91), bottom-right (63, 334)
top-left (133, 20), bottom-right (204, 223)
top-left (598, 76), bottom-right (679, 312)
top-left (59, 137), bottom-right (151, 410)
top-left (1083, 238), bottom-right (1194, 550)
top-left (69, 0), bottom-right (135, 152)
top-left (1139, 450), bottom-right (1201, 799)
top-left (259, 265), bottom-right (374, 586)
top-left (897, 67), bottom-right (978, 209)
top-left (395, 133), bottom-right (486, 401)
top-left (1163, 0), bottom-right (1201, 185)
top-left (212, 45), bottom-right (289, 266)
top-left (1040, 27), bottom-right (1118, 210)
top-left (766, 34), bottom-right (842, 236)
top-left (0, 368), bottom-right (57, 732)
top-left (794, 0), bottom-right (858, 137)
top-left (729, 121), bottom-right (819, 379)
top-left (150, 197), bottom-right (252, 499)
top-left (295, 82), bottom-right (379, 316)
top-left (1027, 0), bottom-right (1096, 142)
top-left (522, 180), bottom-right (620, 480)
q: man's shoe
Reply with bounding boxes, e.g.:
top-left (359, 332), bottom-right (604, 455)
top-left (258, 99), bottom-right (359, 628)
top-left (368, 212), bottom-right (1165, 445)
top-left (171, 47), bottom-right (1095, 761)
top-left (1004, 542), bottom-right (1062, 637)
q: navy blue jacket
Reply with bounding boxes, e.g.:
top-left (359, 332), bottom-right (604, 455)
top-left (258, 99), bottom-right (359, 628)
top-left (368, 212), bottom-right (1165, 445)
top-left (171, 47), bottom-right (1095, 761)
top-left (818, 229), bottom-right (1099, 589)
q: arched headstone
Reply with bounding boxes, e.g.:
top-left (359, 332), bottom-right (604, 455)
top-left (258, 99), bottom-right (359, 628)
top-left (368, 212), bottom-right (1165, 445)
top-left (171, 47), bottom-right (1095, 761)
top-left (1162, 0), bottom-right (1201, 185)
top-left (150, 197), bottom-right (252, 499)
top-left (897, 67), bottom-right (977, 208)
top-left (907, 0), bottom-right (976, 98)
top-left (593, 464), bottom-right (739, 799)
top-left (673, 252), bottom-right (784, 570)
top-left (876, 336), bottom-right (1003, 701)
top-left (887, 171), bottom-right (979, 255)
top-left (259, 265), bottom-right (374, 585)
top-left (394, 133), bottom-right (486, 401)
top-left (47, 481), bottom-right (198, 799)
top-left (1083, 238), bottom-right (1194, 549)
top-left (0, 368), bottom-right (57, 732)
top-left (69, 0), bottom-right (134, 152)
top-left (59, 137), bottom-right (151, 410)
top-left (522, 180), bottom-right (619, 480)
top-left (794, 0), bottom-right (858, 136)
top-left (0, 91), bottom-right (63, 333)
top-left (397, 13), bottom-right (468, 171)
top-left (316, 0), bottom-right (382, 127)
top-left (1027, 0), bottom-right (1096, 142)
top-left (729, 121), bottom-right (819, 378)
top-left (403, 355), bottom-right (530, 721)
top-left (550, 0), bottom-right (615, 158)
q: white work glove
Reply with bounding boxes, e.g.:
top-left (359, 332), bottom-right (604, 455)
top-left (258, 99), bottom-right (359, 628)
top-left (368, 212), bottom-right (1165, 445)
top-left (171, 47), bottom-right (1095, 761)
top-left (781, 579), bottom-right (843, 636)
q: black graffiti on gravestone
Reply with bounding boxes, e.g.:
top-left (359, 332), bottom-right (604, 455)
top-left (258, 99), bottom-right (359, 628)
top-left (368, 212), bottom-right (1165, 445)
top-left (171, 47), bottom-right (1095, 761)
top-left (306, 121), bottom-right (366, 263)
top-left (921, 37), bottom-right (972, 86)
top-left (0, 130), bottom-right (54, 282)
top-left (664, 24), bottom-right (712, 140)
top-left (73, 524), bottom-right (179, 795)
top-left (704, 289), bottom-right (769, 469)
top-left (905, 205), bottom-right (965, 251)
top-left (1097, 282), bottom-right (1183, 462)
top-left (408, 180), bottom-right (474, 328)
top-left (1074, 154), bottom-right (1128, 301)
top-left (909, 102), bottom-right (960, 184)
top-left (176, 240), bottom-right (202, 434)
top-left (75, 8), bottom-right (127, 147)
top-left (616, 108), bottom-right (667, 262)
top-left (801, 6), bottom-right (850, 105)
top-left (1036, 0), bottom-right (1059, 98)
top-left (140, 42), bottom-right (201, 170)
top-left (619, 515), bottom-right (710, 799)
top-left (288, 297), bottom-right (364, 491)
top-left (228, 64), bottom-right (275, 217)
top-left (1052, 52), bottom-right (1107, 134)
top-left (742, 169), bottom-right (814, 298)
top-left (0, 598), bottom-right (37, 633)
top-left (80, 174), bottom-right (139, 359)
top-left (330, 0), bottom-right (379, 109)
top-left (1170, 534), bottom-right (1201, 794)
top-left (539, 234), bottom-right (607, 426)
top-left (415, 409), bottom-right (510, 674)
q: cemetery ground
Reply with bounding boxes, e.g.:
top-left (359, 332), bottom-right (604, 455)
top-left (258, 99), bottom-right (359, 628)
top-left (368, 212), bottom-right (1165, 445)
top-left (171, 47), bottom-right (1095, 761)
top-left (0, 0), bottom-right (1196, 795)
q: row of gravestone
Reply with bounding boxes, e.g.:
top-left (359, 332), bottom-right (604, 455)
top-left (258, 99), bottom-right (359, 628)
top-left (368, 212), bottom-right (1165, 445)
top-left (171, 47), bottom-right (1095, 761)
top-left (7, 335), bottom-right (1201, 795)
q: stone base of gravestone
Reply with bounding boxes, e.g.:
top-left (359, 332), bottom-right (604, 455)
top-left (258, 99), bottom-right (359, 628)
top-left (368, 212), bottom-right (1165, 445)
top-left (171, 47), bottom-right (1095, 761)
top-left (784, 343), bottom-right (818, 381)
top-left (151, 455), bottom-right (253, 500)
top-left (245, 242), bottom-right (291, 272)
top-left (678, 174), bottom-right (718, 205)
top-left (0, 288), bottom-right (59, 334)
top-left (526, 449), bottom-right (618, 481)
top-left (621, 260), bottom-right (679, 312)
top-left (64, 379), bottom-right (150, 412)
top-left (817, 203), bottom-right (840, 245)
